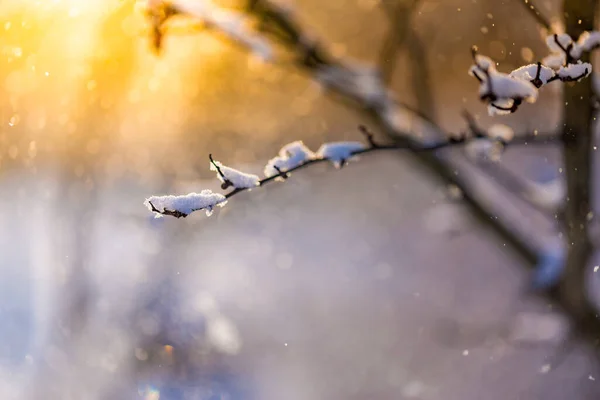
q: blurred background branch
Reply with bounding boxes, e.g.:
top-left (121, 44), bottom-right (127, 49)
top-left (518, 0), bottom-right (552, 31)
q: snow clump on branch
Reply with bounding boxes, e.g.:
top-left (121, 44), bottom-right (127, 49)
top-left (145, 190), bottom-right (227, 218)
top-left (509, 64), bottom-right (555, 86)
top-left (469, 30), bottom-right (599, 115)
top-left (264, 141), bottom-right (316, 178)
top-left (209, 157), bottom-right (260, 189)
top-left (316, 141), bottom-right (367, 168)
top-left (557, 62), bottom-right (592, 81)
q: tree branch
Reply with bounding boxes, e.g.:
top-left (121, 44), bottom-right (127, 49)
top-left (148, 125), bottom-right (548, 216)
top-left (149, 128), bottom-right (485, 213)
top-left (209, 153), bottom-right (234, 190)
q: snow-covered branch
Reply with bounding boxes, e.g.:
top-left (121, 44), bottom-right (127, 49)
top-left (209, 154), bottom-right (260, 189)
top-left (144, 125), bottom-right (549, 219)
top-left (263, 141), bottom-right (315, 179)
top-left (469, 31), bottom-right (596, 115)
top-left (145, 190), bottom-right (227, 218)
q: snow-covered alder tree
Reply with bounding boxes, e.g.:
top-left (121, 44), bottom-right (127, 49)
top-left (140, 0), bottom-right (600, 335)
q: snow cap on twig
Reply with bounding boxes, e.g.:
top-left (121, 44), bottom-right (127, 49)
top-left (317, 141), bottom-right (367, 168)
top-left (209, 155), bottom-right (260, 189)
top-left (264, 141), bottom-right (315, 178)
top-left (546, 33), bottom-right (575, 54)
top-left (480, 73), bottom-right (538, 103)
top-left (145, 190), bottom-right (227, 218)
top-left (557, 62), bottom-right (592, 81)
top-left (469, 53), bottom-right (496, 78)
top-left (509, 63), bottom-right (555, 87)
top-left (469, 47), bottom-right (538, 114)
top-left (542, 53), bottom-right (566, 70)
top-left (577, 31), bottom-right (600, 53)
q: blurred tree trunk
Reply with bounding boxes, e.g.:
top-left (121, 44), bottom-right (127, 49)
top-left (561, 0), bottom-right (597, 322)
top-left (379, 0), bottom-right (436, 121)
top-left (406, 30), bottom-right (435, 122)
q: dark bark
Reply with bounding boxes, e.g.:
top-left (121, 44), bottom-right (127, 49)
top-left (560, 0), bottom-right (598, 323)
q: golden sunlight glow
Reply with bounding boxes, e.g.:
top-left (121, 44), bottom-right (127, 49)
top-left (0, 0), bottom-right (254, 176)
top-left (2, 0), bottom-right (107, 16)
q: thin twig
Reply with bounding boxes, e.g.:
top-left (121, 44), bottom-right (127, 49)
top-left (273, 165), bottom-right (288, 180)
top-left (209, 154), bottom-right (234, 189)
top-left (221, 135), bottom-right (467, 201)
top-left (359, 124), bottom-right (377, 147)
top-left (471, 46), bottom-right (498, 104)
top-left (152, 127), bottom-right (551, 211)
top-left (532, 61), bottom-right (544, 88)
top-left (553, 34), bottom-right (576, 64)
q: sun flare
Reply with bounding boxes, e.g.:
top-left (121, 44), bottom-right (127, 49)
top-left (0, 0), bottom-right (241, 174)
